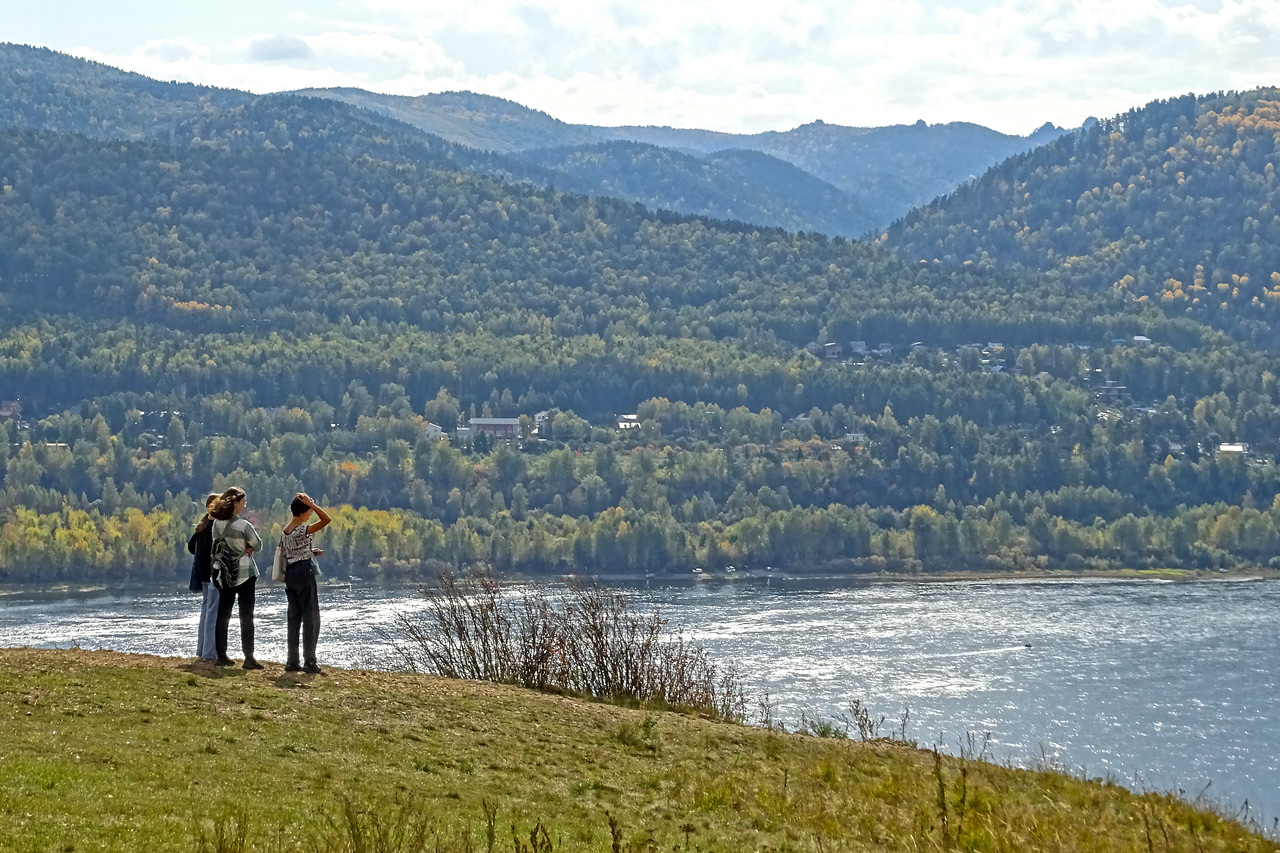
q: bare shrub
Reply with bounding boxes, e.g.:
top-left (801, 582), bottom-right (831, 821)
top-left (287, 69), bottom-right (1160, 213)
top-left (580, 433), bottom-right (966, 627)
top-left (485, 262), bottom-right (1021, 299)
top-left (389, 570), bottom-right (746, 721)
top-left (838, 698), bottom-right (886, 741)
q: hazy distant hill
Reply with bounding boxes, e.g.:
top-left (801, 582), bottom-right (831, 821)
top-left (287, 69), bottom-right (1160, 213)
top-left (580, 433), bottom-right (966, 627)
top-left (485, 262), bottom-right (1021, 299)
top-left (515, 141), bottom-right (875, 235)
top-left (298, 87), bottom-right (1069, 232)
top-left (885, 89), bottom-right (1280, 346)
top-left (597, 118), bottom-right (1069, 227)
top-left (296, 87), bottom-right (600, 154)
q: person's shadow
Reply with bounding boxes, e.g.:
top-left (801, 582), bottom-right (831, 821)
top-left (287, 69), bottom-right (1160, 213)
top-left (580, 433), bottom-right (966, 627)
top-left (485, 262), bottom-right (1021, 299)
top-left (178, 661), bottom-right (245, 680)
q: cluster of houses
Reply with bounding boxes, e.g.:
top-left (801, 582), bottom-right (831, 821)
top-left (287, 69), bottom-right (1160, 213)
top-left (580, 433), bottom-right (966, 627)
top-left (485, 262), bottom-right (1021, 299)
top-left (810, 340), bottom-right (891, 360)
top-left (458, 411), bottom-right (643, 441)
top-left (809, 336), bottom-right (1154, 370)
top-left (807, 337), bottom-right (1166, 401)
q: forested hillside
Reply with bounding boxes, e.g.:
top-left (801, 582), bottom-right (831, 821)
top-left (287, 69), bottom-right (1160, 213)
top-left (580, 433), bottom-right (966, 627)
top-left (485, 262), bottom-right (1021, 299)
top-left (2, 61), bottom-right (1280, 584)
top-left (0, 44), bottom-right (248, 141)
top-left (887, 89), bottom-right (1280, 348)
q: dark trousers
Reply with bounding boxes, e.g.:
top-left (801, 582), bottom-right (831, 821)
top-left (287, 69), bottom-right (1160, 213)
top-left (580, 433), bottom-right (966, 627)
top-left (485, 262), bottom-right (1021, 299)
top-left (215, 576), bottom-right (256, 660)
top-left (285, 560), bottom-right (321, 667)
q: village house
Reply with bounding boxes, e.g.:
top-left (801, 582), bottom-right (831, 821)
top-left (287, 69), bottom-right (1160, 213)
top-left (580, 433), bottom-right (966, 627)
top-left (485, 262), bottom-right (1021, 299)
top-left (533, 410), bottom-right (554, 437)
top-left (843, 432), bottom-right (869, 450)
top-left (617, 414), bottom-right (641, 430)
top-left (1093, 380), bottom-right (1128, 402)
top-left (469, 417), bottom-right (520, 440)
top-left (0, 400), bottom-right (21, 421)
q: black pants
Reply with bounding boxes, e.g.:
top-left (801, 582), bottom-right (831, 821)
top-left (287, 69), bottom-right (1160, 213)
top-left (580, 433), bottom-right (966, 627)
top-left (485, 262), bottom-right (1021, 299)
top-left (285, 560), bottom-right (320, 667)
top-left (215, 576), bottom-right (256, 660)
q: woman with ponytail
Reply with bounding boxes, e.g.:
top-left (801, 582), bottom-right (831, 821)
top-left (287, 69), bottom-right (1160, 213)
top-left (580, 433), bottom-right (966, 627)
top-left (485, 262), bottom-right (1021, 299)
top-left (209, 486), bottom-right (263, 669)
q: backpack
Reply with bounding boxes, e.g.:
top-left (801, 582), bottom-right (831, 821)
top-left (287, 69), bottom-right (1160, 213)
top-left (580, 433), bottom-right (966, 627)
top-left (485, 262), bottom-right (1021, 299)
top-left (210, 525), bottom-right (240, 590)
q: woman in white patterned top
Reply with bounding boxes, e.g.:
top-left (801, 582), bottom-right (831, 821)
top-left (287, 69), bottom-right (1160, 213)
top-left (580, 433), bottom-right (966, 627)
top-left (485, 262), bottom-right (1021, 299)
top-left (282, 492), bottom-right (331, 674)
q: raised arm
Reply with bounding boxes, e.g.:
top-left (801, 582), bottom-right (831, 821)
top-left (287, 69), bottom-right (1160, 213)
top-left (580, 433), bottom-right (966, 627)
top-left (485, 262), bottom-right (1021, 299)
top-left (299, 493), bottom-right (332, 534)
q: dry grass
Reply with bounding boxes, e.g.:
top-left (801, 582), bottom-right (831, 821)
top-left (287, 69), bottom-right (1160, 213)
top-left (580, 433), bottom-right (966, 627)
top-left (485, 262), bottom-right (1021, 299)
top-left (0, 648), bottom-right (1274, 852)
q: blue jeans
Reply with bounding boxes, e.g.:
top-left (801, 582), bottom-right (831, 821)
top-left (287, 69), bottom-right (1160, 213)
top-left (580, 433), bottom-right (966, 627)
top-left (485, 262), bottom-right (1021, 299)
top-left (196, 582), bottom-right (220, 660)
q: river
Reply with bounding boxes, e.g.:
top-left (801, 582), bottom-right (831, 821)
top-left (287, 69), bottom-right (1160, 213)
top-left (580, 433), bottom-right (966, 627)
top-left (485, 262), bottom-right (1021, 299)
top-left (1, 575), bottom-right (1276, 824)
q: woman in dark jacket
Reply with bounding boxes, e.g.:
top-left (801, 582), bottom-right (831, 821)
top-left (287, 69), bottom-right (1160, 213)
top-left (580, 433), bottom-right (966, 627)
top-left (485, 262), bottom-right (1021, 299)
top-left (186, 493), bottom-right (220, 662)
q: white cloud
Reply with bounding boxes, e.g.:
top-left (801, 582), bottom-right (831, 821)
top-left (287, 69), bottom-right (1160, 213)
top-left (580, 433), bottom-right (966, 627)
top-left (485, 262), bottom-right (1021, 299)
top-left (246, 35), bottom-right (314, 63)
top-left (137, 38), bottom-right (209, 63)
top-left (49, 0), bottom-right (1280, 134)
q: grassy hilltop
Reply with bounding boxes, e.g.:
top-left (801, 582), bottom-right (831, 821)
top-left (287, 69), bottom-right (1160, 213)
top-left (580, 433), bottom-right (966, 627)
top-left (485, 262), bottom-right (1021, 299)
top-left (0, 648), bottom-right (1274, 852)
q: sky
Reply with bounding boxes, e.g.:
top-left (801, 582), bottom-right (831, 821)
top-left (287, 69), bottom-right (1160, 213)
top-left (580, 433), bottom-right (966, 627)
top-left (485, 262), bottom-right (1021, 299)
top-left (5, 0), bottom-right (1280, 136)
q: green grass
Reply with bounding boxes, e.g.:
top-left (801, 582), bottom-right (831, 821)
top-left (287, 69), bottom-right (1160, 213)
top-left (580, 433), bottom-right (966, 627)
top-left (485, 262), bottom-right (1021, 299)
top-left (0, 648), bottom-right (1274, 852)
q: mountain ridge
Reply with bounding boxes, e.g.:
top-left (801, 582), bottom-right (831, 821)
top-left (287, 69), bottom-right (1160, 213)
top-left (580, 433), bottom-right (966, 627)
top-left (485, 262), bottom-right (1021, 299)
top-left (0, 42), bottom-right (1072, 237)
top-left (297, 84), bottom-right (1072, 231)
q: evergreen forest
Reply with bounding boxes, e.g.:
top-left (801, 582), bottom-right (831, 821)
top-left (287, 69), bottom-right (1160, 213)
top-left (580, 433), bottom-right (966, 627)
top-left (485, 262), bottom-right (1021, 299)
top-left (2, 49), bottom-right (1280, 585)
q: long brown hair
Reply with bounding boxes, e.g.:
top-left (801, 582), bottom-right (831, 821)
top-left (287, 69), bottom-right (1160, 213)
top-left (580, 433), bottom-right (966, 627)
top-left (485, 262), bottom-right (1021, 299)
top-left (209, 487), bottom-right (246, 521)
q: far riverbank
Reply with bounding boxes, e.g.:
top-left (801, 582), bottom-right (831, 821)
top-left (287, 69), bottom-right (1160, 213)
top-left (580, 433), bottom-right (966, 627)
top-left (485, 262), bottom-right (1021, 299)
top-left (3, 564), bottom-right (1278, 598)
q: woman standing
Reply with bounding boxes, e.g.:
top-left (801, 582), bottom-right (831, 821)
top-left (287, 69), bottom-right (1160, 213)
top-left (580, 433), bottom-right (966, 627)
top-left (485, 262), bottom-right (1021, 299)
top-left (186, 493), bottom-right (220, 662)
top-left (209, 486), bottom-right (264, 669)
top-left (281, 492), bottom-right (331, 674)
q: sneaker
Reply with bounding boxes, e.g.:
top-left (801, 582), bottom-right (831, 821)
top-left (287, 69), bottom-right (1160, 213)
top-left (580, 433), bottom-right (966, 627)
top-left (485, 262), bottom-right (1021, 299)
top-left (303, 663), bottom-right (325, 675)
top-left (242, 658), bottom-right (264, 670)
top-left (215, 657), bottom-right (236, 667)
top-left (284, 663), bottom-right (303, 673)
